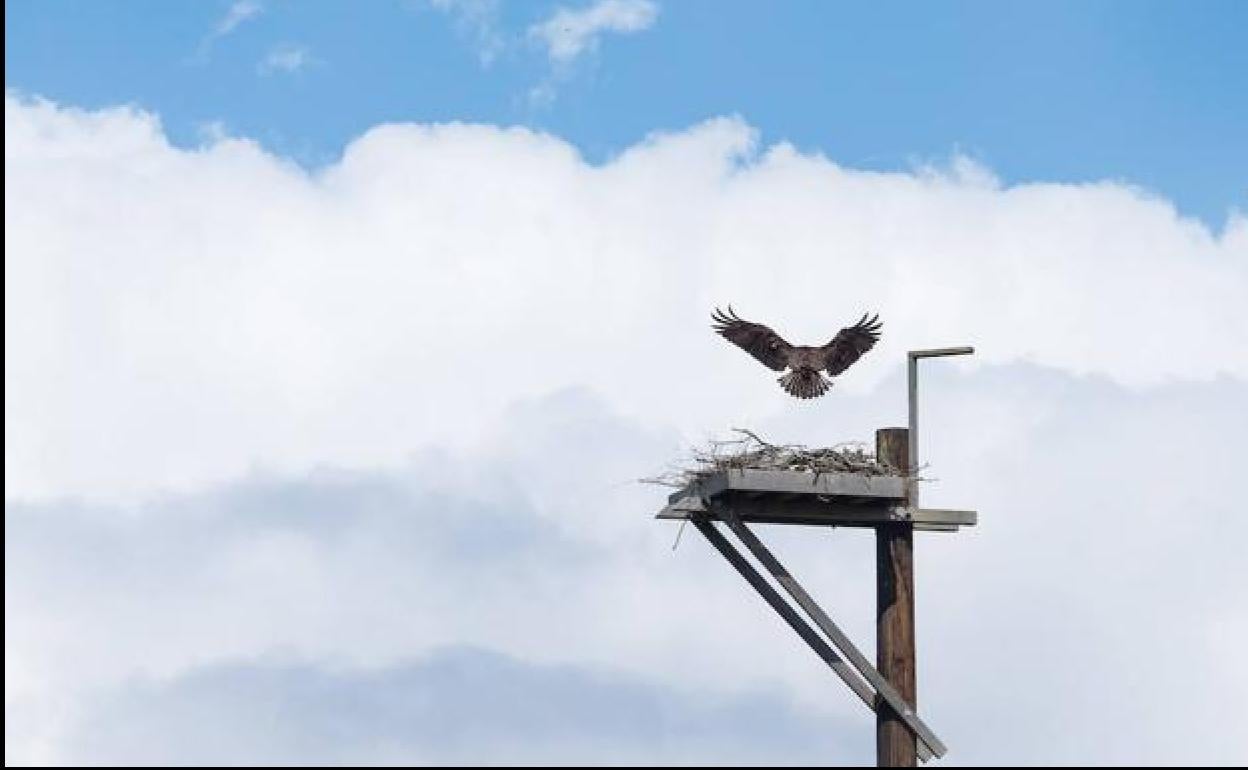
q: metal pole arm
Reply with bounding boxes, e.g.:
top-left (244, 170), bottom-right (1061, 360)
top-left (908, 346), bottom-right (974, 508)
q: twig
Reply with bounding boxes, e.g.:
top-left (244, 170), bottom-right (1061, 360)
top-left (641, 428), bottom-right (899, 490)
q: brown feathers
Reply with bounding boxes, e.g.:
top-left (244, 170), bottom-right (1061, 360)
top-left (711, 307), bottom-right (793, 371)
top-left (822, 312), bottom-right (883, 375)
top-left (712, 307), bottom-right (882, 399)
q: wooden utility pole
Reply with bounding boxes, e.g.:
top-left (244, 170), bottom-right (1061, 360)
top-left (656, 347), bottom-right (973, 765)
top-left (876, 427), bottom-right (917, 767)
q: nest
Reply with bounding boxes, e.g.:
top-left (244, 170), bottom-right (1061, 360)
top-left (644, 428), bottom-right (897, 489)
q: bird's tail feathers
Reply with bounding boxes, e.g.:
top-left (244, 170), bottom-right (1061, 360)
top-left (778, 368), bottom-right (831, 399)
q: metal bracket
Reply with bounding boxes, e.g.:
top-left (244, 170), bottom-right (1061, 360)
top-left (908, 347), bottom-right (974, 509)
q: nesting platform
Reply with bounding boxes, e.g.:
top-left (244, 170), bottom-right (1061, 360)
top-left (656, 468), bottom-right (976, 532)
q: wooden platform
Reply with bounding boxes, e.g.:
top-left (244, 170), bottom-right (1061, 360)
top-left (656, 468), bottom-right (975, 531)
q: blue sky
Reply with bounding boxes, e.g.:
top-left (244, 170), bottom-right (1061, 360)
top-left (6, 2), bottom-right (1248, 766)
top-left (6, 0), bottom-right (1246, 226)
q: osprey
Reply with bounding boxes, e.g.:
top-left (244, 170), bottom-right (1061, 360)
top-left (711, 307), bottom-right (883, 399)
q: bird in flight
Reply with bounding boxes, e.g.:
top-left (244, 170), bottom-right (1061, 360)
top-left (711, 307), bottom-right (883, 399)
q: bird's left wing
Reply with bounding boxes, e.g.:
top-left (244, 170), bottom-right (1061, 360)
top-left (819, 313), bottom-right (883, 375)
top-left (711, 306), bottom-right (793, 371)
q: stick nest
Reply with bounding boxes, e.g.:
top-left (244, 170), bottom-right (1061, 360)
top-left (643, 428), bottom-right (897, 489)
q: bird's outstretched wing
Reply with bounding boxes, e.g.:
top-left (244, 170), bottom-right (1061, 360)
top-left (819, 313), bottom-right (883, 375)
top-left (711, 306), bottom-right (794, 371)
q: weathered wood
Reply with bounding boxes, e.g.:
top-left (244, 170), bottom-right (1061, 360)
top-left (910, 508), bottom-right (977, 526)
top-left (913, 523), bottom-right (958, 533)
top-left (876, 428), bottom-right (917, 767)
top-left (716, 504), bottom-right (945, 759)
top-left (660, 494), bottom-right (893, 525)
top-left (697, 468), bottom-right (906, 500)
top-left (656, 494), bottom-right (976, 529)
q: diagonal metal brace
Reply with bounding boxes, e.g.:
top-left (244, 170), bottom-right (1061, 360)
top-left (690, 516), bottom-right (879, 713)
top-left (694, 508), bottom-right (945, 760)
top-left (716, 504), bottom-right (947, 759)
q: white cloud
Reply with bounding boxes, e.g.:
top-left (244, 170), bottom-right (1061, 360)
top-left (6, 370), bottom-right (1247, 765)
top-left (258, 43), bottom-right (312, 75)
top-left (428, 1), bottom-right (658, 101)
top-left (15, 647), bottom-right (865, 765)
top-left (524, 0), bottom-right (659, 105)
top-left (529, 0), bottom-right (659, 64)
top-left (5, 94), bottom-right (1248, 764)
top-left (5, 95), bottom-right (1244, 502)
top-left (429, 0), bottom-right (506, 67)
top-left (191, 1), bottom-right (263, 63)
top-left (526, 79), bottom-right (558, 108)
top-left (216, 0), bottom-right (263, 37)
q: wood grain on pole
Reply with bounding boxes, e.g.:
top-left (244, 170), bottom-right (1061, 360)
top-left (876, 427), bottom-right (917, 767)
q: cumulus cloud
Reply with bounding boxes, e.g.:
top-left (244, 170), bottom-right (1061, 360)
top-left (524, 0), bottom-right (659, 105)
top-left (39, 648), bottom-right (864, 765)
top-left (529, 0), bottom-right (659, 64)
top-left (5, 95), bottom-right (1248, 764)
top-left (6, 368), bottom-right (1247, 764)
top-left (5, 95), bottom-right (1244, 501)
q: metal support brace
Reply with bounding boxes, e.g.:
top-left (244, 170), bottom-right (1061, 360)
top-left (690, 516), bottom-right (878, 712)
top-left (694, 510), bottom-right (946, 761)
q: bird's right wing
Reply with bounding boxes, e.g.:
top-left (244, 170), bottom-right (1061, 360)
top-left (819, 313), bottom-right (883, 375)
top-left (711, 306), bottom-right (793, 371)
